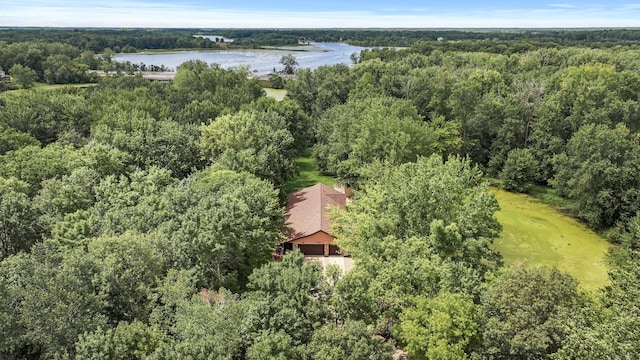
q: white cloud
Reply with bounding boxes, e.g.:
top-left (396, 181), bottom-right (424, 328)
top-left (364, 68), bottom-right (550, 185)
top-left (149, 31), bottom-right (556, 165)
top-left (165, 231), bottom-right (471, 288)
top-left (549, 4), bottom-right (577, 8)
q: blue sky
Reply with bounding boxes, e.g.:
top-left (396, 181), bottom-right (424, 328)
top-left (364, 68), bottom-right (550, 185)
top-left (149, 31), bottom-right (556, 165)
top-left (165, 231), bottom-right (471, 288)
top-left (2, 1), bottom-right (640, 28)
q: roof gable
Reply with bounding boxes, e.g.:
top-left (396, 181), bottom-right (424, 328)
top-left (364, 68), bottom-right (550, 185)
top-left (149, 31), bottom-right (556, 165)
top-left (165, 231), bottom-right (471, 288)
top-left (285, 183), bottom-right (346, 241)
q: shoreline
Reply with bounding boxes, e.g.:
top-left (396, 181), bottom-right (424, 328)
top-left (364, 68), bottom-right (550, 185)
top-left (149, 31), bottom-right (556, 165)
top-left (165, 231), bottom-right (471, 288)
top-left (117, 42), bottom-right (338, 56)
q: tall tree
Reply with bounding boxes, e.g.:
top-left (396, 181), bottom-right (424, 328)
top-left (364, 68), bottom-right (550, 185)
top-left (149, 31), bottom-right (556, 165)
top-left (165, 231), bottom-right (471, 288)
top-left (285, 64), bottom-right (354, 116)
top-left (303, 320), bottom-right (394, 360)
top-left (477, 266), bottom-right (583, 359)
top-left (499, 148), bottom-right (538, 193)
top-left (0, 243), bottom-right (108, 358)
top-left (314, 96), bottom-right (460, 186)
top-left (199, 110), bottom-right (296, 187)
top-left (245, 251), bottom-right (331, 346)
top-left (331, 155), bottom-right (501, 336)
top-left (0, 177), bottom-right (43, 260)
top-left (395, 292), bottom-right (478, 360)
top-left (552, 123), bottom-right (640, 228)
top-left (243, 97), bottom-right (313, 153)
top-left (8, 63), bottom-right (37, 88)
top-left (92, 107), bottom-right (202, 178)
top-left (554, 226), bottom-right (640, 359)
top-left (279, 54), bottom-right (299, 75)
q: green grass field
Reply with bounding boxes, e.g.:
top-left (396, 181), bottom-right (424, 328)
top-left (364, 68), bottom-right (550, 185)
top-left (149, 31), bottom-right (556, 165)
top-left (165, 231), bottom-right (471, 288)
top-left (33, 83), bottom-right (97, 90)
top-left (492, 188), bottom-right (610, 292)
top-left (283, 150), bottom-right (336, 193)
top-left (264, 88), bottom-right (287, 101)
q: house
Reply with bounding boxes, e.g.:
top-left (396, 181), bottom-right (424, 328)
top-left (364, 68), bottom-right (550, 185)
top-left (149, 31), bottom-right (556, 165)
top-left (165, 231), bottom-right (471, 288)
top-left (0, 69), bottom-right (8, 81)
top-left (283, 183), bottom-right (346, 257)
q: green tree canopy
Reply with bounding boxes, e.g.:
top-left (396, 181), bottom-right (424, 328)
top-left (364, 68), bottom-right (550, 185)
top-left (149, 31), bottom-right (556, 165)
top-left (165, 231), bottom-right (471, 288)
top-left (173, 60), bottom-right (263, 110)
top-left (8, 63), bottom-right (37, 88)
top-left (499, 148), bottom-right (538, 192)
top-left (279, 54), bottom-right (299, 75)
top-left (243, 96), bottom-right (313, 153)
top-left (303, 320), bottom-right (394, 360)
top-left (394, 292), bottom-right (478, 360)
top-left (75, 321), bottom-right (168, 360)
top-left (330, 155), bottom-right (501, 336)
top-left (0, 177), bottom-right (44, 260)
top-left (245, 251), bottom-right (331, 346)
top-left (477, 266), bottom-right (583, 359)
top-left (314, 96), bottom-right (460, 185)
top-left (92, 107), bottom-right (202, 178)
top-left (0, 124), bottom-right (40, 155)
top-left (199, 110), bottom-right (297, 187)
top-left (0, 90), bottom-right (92, 145)
top-left (285, 64), bottom-right (354, 116)
top-left (552, 123), bottom-right (640, 228)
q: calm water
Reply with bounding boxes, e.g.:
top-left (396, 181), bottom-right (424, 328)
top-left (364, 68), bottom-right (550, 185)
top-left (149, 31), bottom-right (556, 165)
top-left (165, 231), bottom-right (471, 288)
top-left (113, 43), bottom-right (366, 75)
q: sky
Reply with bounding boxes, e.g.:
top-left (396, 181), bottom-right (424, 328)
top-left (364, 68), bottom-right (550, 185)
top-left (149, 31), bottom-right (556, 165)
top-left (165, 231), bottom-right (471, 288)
top-left (2, 1), bottom-right (640, 28)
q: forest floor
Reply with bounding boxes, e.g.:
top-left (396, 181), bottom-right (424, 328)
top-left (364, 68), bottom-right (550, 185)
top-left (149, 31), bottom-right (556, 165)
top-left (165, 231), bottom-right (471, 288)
top-left (492, 188), bottom-right (610, 293)
top-left (283, 150), bottom-right (336, 194)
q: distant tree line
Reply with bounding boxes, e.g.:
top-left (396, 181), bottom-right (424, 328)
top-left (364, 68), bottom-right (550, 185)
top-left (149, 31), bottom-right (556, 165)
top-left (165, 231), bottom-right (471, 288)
top-left (0, 41), bottom-right (176, 89)
top-left (2, 28), bottom-right (640, 54)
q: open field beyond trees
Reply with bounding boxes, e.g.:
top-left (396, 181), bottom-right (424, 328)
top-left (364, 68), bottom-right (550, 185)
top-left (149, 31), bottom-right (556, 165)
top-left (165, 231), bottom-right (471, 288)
top-left (263, 88), bottom-right (288, 101)
top-left (492, 188), bottom-right (610, 292)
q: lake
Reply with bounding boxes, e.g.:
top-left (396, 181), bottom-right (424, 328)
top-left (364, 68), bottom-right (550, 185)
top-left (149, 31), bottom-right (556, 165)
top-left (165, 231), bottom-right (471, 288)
top-left (113, 43), bottom-right (367, 75)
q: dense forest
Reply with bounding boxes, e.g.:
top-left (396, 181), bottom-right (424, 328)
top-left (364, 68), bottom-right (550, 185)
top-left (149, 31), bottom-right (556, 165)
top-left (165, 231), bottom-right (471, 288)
top-left (3, 28), bottom-right (640, 53)
top-left (1, 29), bottom-right (640, 359)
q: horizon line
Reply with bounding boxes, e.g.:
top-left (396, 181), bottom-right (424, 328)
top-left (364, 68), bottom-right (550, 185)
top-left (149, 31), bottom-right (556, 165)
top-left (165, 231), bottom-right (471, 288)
top-left (3, 26), bottom-right (640, 30)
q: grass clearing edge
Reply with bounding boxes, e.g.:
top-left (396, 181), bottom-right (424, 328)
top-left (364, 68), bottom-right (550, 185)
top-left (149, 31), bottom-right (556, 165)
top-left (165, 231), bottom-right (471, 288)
top-left (283, 150), bottom-right (336, 194)
top-left (491, 188), bottom-right (610, 293)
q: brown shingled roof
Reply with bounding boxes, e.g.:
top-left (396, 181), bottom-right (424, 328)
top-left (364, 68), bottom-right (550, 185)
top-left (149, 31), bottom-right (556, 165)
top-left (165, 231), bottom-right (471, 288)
top-left (284, 183), bottom-right (346, 241)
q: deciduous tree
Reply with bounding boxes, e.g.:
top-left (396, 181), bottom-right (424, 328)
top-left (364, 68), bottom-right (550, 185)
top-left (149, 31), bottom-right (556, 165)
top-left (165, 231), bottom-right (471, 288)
top-left (395, 292), bottom-right (477, 360)
top-left (279, 54), bottom-right (298, 75)
top-left (477, 266), bottom-right (583, 359)
top-left (8, 63), bottom-right (37, 88)
top-left (314, 96), bottom-right (459, 185)
top-left (331, 155), bottom-right (501, 336)
top-left (499, 148), bottom-right (538, 192)
top-left (552, 123), bottom-right (640, 228)
top-left (199, 110), bottom-right (296, 186)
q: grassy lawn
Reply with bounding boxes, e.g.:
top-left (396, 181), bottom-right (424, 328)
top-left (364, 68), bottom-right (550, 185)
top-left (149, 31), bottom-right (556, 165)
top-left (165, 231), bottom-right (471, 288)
top-left (3, 83), bottom-right (97, 93)
top-left (492, 188), bottom-right (610, 292)
top-left (264, 88), bottom-right (287, 101)
top-left (34, 83), bottom-right (97, 90)
top-left (283, 150), bottom-right (336, 194)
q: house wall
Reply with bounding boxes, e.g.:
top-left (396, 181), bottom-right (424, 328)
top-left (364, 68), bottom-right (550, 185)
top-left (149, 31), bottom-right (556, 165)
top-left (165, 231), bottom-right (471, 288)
top-left (291, 231), bottom-right (341, 256)
top-left (291, 231), bottom-right (335, 245)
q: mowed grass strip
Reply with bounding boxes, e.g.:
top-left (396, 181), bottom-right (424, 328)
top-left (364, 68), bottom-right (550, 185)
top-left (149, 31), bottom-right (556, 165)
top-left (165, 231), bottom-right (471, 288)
top-left (283, 150), bottom-right (336, 194)
top-left (491, 188), bottom-right (610, 292)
